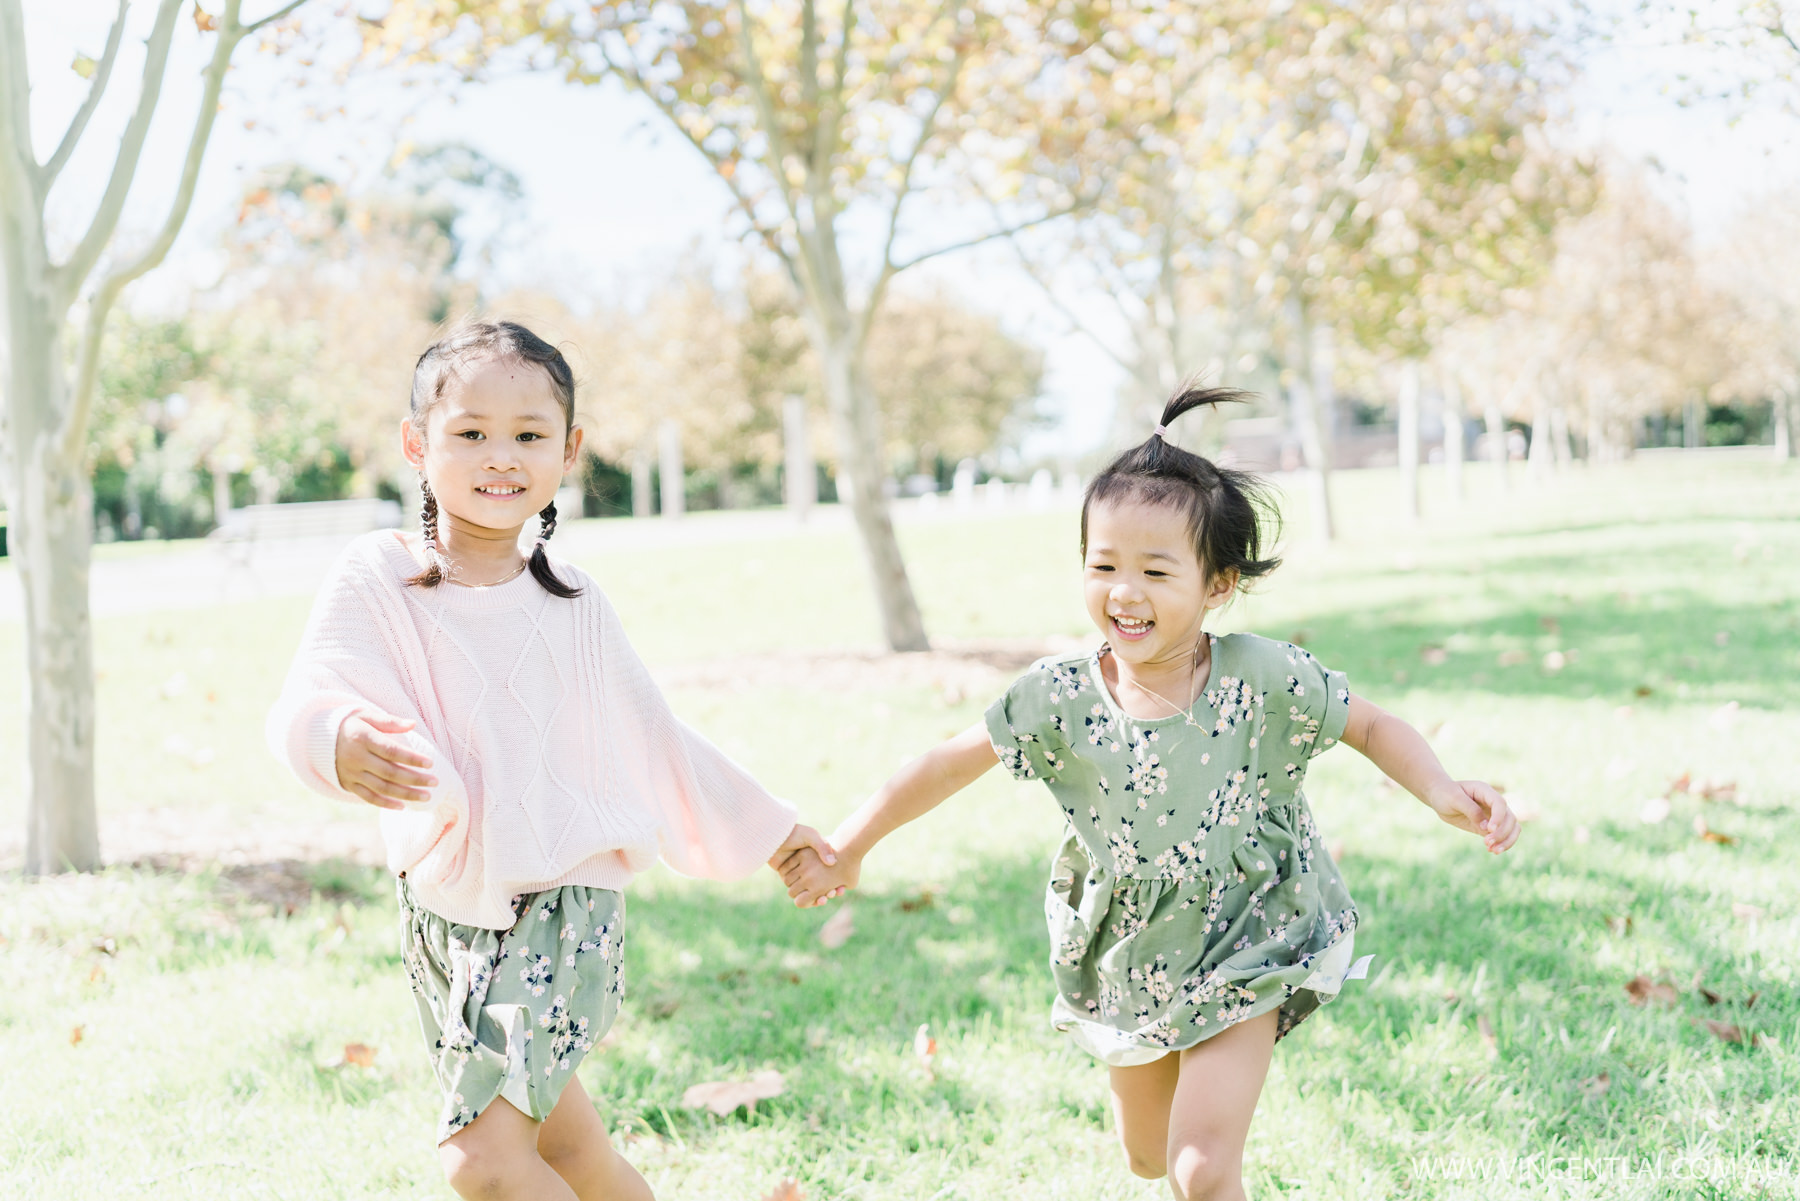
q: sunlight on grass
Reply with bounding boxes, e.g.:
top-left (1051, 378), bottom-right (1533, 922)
top-left (1, 457), bottom-right (1797, 1199)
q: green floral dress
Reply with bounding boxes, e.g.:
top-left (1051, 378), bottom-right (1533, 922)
top-left (984, 632), bottom-right (1359, 1066)
top-left (398, 879), bottom-right (626, 1142)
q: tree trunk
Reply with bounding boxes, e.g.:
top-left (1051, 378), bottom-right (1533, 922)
top-left (1683, 397), bottom-right (1701, 450)
top-left (1528, 395), bottom-right (1553, 480)
top-left (1775, 391), bottom-right (1793, 461)
top-left (1441, 367), bottom-right (1465, 502)
top-left (818, 324), bottom-right (928, 652)
top-left (630, 443), bottom-right (653, 517)
top-left (3, 292), bottom-right (100, 873)
top-left (657, 419), bottom-right (684, 520)
top-left (1284, 304), bottom-right (1334, 542)
top-left (1397, 359), bottom-right (1421, 521)
top-left (783, 394), bottom-right (815, 520)
top-left (1483, 384), bottom-right (1509, 490)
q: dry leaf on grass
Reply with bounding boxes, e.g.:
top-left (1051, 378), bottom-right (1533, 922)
top-left (1700, 1019), bottom-right (1755, 1046)
top-left (898, 889), bottom-right (937, 912)
top-left (324, 1042), bottom-right (378, 1069)
top-left (1476, 1014), bottom-right (1497, 1052)
top-left (86, 963), bottom-right (105, 984)
top-left (913, 1024), bottom-right (938, 1074)
top-left (819, 906), bottom-right (855, 950)
top-left (681, 1069), bottom-right (785, 1117)
top-left (762, 1181), bottom-right (805, 1201)
top-left (1624, 976), bottom-right (1679, 1007)
top-left (69, 1025), bottom-right (85, 1047)
top-left (1419, 645), bottom-right (1449, 666)
top-left (1604, 915), bottom-right (1633, 937)
top-left (1691, 816), bottom-right (1736, 845)
top-left (1699, 987), bottom-right (1723, 1006)
top-left (1580, 1072), bottom-right (1611, 1098)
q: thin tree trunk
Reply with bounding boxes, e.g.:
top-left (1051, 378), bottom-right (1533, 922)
top-left (1442, 367), bottom-right (1465, 502)
top-left (818, 324), bottom-right (928, 651)
top-left (1483, 383), bottom-right (1509, 490)
top-left (630, 443), bottom-right (653, 517)
top-left (1398, 359), bottom-right (1421, 522)
top-left (783, 394), bottom-right (816, 520)
top-left (1684, 396), bottom-right (1701, 449)
top-left (1773, 390), bottom-right (1792, 461)
top-left (658, 419), bottom-right (684, 520)
top-left (1551, 402), bottom-right (1574, 467)
top-left (1528, 394), bottom-right (1553, 480)
top-left (1283, 302), bottom-right (1334, 541)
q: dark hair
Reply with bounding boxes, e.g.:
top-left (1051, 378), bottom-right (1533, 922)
top-left (1080, 384), bottom-right (1281, 587)
top-left (407, 319), bottom-right (582, 598)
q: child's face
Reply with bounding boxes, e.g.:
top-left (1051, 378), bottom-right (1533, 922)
top-left (1083, 497), bottom-right (1234, 667)
top-left (401, 356), bottom-right (582, 535)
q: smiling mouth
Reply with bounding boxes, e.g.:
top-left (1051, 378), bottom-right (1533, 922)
top-left (475, 484), bottom-right (527, 497)
top-left (1111, 615), bottom-right (1153, 638)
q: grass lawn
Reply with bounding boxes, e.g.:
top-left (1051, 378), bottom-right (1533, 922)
top-left (1, 455), bottom-right (1797, 1199)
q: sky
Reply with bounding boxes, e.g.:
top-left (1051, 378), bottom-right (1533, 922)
top-left (18, 1), bottom-right (1800, 461)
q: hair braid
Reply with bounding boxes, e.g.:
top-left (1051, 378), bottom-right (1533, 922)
top-left (528, 499), bottom-right (580, 598)
top-left (408, 479), bottom-right (446, 588)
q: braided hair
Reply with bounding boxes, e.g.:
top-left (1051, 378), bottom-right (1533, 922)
top-left (406, 320), bottom-right (582, 599)
top-left (1080, 384), bottom-right (1282, 587)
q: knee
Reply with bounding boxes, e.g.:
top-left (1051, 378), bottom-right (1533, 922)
top-left (538, 1132), bottom-right (604, 1178)
top-left (1124, 1148), bottom-right (1167, 1180)
top-left (1169, 1140), bottom-right (1236, 1201)
top-left (440, 1135), bottom-right (510, 1200)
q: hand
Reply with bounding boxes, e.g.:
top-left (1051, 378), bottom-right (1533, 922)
top-left (334, 709), bottom-right (436, 811)
top-left (1426, 779), bottom-right (1520, 853)
top-left (768, 823), bottom-right (837, 873)
top-left (781, 845), bottom-right (860, 909)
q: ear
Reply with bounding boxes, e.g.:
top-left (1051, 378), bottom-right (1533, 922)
top-left (563, 424), bottom-right (584, 476)
top-left (400, 417), bottom-right (426, 471)
top-left (1204, 567), bottom-right (1240, 610)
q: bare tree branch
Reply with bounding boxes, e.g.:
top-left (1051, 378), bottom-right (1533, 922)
top-left (62, 0), bottom-right (257, 462)
top-left (40, 0), bottom-right (129, 194)
top-left (244, 0), bottom-right (308, 34)
top-left (1002, 227), bottom-right (1137, 374)
top-left (51, 0), bottom-right (184, 308)
top-left (889, 197), bottom-right (1088, 275)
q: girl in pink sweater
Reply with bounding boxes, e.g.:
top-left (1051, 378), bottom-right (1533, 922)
top-left (267, 320), bottom-right (831, 1201)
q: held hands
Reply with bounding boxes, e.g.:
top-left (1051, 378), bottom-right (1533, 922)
top-left (776, 838), bottom-right (859, 909)
top-left (334, 709), bottom-right (437, 810)
top-left (1424, 779), bottom-right (1520, 853)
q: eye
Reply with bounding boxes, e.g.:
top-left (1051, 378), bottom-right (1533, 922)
top-left (517, 432), bottom-right (543, 442)
top-left (457, 430), bottom-right (483, 441)
top-left (1146, 570), bottom-right (1168, 578)
top-left (1088, 563), bottom-right (1114, 572)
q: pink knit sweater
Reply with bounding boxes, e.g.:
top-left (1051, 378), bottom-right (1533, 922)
top-left (266, 531), bottom-right (797, 928)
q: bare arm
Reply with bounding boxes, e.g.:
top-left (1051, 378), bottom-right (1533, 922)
top-left (780, 723), bottom-right (1000, 906)
top-left (1340, 694), bottom-right (1519, 854)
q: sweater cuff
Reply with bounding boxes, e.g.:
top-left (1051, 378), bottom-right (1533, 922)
top-left (306, 703), bottom-right (365, 798)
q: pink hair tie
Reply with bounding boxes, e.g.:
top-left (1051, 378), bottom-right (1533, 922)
top-left (1153, 423), bottom-right (1168, 438)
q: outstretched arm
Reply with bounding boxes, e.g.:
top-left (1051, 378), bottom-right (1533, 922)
top-left (1340, 694), bottom-right (1520, 853)
top-left (779, 723), bottom-right (1000, 906)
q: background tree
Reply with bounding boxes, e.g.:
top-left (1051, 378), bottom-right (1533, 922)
top-left (0, 0), bottom-right (306, 874)
top-left (359, 0), bottom-right (1108, 651)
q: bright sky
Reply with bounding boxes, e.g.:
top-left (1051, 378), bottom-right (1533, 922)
top-left (19, 2), bottom-right (1800, 461)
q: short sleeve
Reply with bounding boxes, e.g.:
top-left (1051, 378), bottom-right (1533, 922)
top-left (983, 664), bottom-right (1074, 783)
top-left (1279, 643), bottom-right (1351, 760)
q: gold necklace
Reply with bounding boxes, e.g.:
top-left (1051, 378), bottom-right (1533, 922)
top-left (1116, 638), bottom-right (1210, 727)
top-left (449, 558), bottom-right (529, 588)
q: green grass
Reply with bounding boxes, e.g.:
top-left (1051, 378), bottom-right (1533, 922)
top-left (2, 456), bottom-right (1798, 1199)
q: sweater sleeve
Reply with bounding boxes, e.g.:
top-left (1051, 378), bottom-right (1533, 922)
top-left (595, 601), bottom-right (797, 880)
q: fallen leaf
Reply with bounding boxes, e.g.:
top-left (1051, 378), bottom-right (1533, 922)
top-left (1668, 772), bottom-right (1693, 795)
top-left (762, 1181), bottom-right (805, 1201)
top-left (1700, 1019), bottom-right (1746, 1044)
top-left (1697, 779), bottom-right (1738, 804)
top-left (70, 1025), bottom-right (85, 1047)
top-left (1604, 915), bottom-right (1633, 937)
top-left (1580, 1072), bottom-right (1611, 1097)
top-left (1497, 649), bottom-right (1530, 667)
top-left (1745, 991), bottom-right (1760, 1009)
top-left (71, 52), bottom-right (97, 79)
top-left (193, 6), bottom-right (218, 31)
top-left (341, 1042), bottom-right (377, 1068)
top-left (1476, 1014), bottom-right (1497, 1052)
top-left (1624, 976), bottom-right (1678, 1007)
top-left (1633, 684), bottom-right (1654, 698)
top-left (648, 997), bottom-right (682, 1020)
top-left (1638, 797), bottom-right (1671, 825)
top-left (680, 1069), bottom-right (785, 1116)
top-left (92, 936), bottom-right (116, 955)
top-left (87, 963), bottom-right (105, 984)
top-left (1538, 615), bottom-right (1561, 634)
top-left (1730, 903), bottom-right (1765, 922)
top-left (1699, 987), bottom-right (1722, 1006)
top-left (1289, 627), bottom-right (1314, 645)
top-left (1419, 645), bottom-right (1448, 666)
top-left (913, 1023), bottom-right (938, 1073)
top-left (819, 905), bottom-right (855, 950)
top-left (1691, 816), bottom-right (1736, 846)
top-left (898, 889), bottom-right (937, 913)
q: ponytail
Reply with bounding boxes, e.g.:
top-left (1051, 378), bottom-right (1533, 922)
top-left (528, 500), bottom-right (581, 598)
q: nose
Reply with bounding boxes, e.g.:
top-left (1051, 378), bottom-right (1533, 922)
top-left (1109, 581), bottom-right (1144, 607)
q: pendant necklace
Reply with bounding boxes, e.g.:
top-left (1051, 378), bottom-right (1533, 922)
top-left (1119, 637), bottom-right (1211, 728)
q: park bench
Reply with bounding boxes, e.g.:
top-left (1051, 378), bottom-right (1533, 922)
top-left (209, 498), bottom-right (403, 557)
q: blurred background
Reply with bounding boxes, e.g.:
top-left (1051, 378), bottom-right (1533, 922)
top-left (1, 3), bottom-right (1796, 1199)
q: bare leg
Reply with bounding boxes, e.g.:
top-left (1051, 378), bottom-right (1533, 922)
top-left (439, 1098), bottom-right (577, 1201)
top-left (1109, 1053), bottom-right (1182, 1179)
top-left (537, 1075), bottom-right (656, 1201)
top-left (1164, 1009), bottom-right (1279, 1201)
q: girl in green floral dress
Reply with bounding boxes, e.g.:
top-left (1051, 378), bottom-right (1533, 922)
top-left (780, 386), bottom-right (1521, 1201)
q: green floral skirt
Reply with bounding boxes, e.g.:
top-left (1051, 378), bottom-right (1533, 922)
top-left (1046, 797), bottom-right (1359, 1066)
top-left (397, 879), bottom-right (625, 1143)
